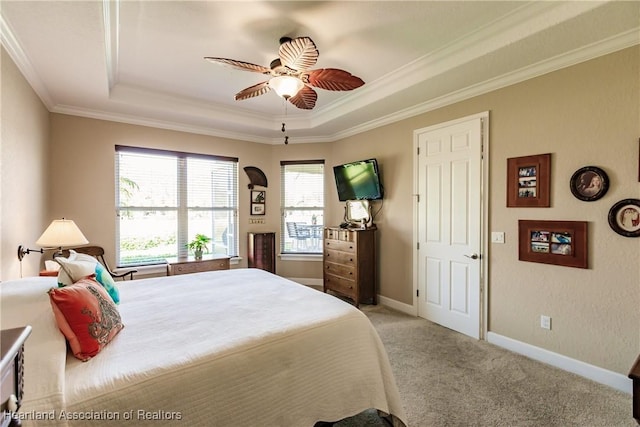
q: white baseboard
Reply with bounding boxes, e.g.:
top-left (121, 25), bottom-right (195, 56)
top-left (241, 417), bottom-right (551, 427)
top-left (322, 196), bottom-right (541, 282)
top-left (286, 277), bottom-right (323, 289)
top-left (487, 332), bottom-right (632, 394)
top-left (377, 294), bottom-right (417, 316)
top-left (309, 288), bottom-right (631, 395)
top-left (284, 285), bottom-right (630, 395)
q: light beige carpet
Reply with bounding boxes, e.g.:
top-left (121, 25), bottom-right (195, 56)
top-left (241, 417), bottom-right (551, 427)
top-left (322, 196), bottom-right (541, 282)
top-left (333, 305), bottom-right (634, 427)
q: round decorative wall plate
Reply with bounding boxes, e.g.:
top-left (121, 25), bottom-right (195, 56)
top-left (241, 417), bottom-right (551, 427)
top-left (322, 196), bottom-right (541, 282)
top-left (570, 166), bottom-right (609, 201)
top-left (608, 199), bottom-right (640, 237)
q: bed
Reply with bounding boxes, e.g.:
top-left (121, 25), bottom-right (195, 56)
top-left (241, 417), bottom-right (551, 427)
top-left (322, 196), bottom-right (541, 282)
top-left (1, 268), bottom-right (406, 426)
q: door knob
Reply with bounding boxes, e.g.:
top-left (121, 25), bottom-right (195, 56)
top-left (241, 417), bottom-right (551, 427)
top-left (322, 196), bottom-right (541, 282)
top-left (464, 253), bottom-right (479, 260)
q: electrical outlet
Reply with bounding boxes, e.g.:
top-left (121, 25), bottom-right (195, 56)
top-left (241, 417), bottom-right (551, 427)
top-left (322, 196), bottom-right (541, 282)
top-left (540, 315), bottom-right (551, 330)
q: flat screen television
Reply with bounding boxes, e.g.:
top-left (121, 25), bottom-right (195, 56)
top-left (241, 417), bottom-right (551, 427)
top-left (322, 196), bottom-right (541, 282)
top-left (333, 158), bottom-right (384, 201)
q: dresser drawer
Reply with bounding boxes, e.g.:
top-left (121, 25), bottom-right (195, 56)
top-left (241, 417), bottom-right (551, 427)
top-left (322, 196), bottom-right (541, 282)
top-left (325, 262), bottom-right (355, 279)
top-left (324, 274), bottom-right (356, 298)
top-left (322, 227), bottom-right (376, 308)
top-left (205, 258), bottom-right (230, 271)
top-left (324, 239), bottom-right (356, 253)
top-left (172, 263), bottom-right (198, 275)
top-left (324, 249), bottom-right (356, 266)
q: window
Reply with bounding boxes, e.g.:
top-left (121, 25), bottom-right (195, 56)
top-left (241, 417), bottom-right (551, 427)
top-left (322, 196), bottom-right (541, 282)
top-left (281, 160), bottom-right (324, 254)
top-left (115, 146), bottom-right (238, 267)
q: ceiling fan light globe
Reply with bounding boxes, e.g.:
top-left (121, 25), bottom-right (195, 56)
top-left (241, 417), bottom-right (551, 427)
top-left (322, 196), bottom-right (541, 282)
top-left (269, 76), bottom-right (304, 99)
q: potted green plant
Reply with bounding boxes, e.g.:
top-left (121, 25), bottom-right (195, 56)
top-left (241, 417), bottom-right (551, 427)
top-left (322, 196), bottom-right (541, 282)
top-left (186, 234), bottom-right (211, 260)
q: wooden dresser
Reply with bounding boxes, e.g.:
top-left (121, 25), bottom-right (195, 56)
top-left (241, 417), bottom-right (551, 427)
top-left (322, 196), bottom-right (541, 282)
top-left (1, 326), bottom-right (32, 427)
top-left (248, 232), bottom-right (276, 273)
top-left (166, 254), bottom-right (230, 276)
top-left (323, 226), bottom-right (376, 307)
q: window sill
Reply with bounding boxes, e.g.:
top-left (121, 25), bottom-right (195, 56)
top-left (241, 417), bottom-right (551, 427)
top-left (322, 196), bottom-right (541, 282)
top-left (279, 253), bottom-right (323, 262)
top-left (115, 256), bottom-right (242, 276)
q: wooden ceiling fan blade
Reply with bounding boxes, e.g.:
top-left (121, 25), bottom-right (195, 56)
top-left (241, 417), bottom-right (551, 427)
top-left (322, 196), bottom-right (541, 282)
top-left (305, 68), bottom-right (365, 91)
top-left (204, 57), bottom-right (271, 74)
top-left (235, 82), bottom-right (271, 101)
top-left (288, 86), bottom-right (317, 110)
top-left (279, 37), bottom-right (318, 71)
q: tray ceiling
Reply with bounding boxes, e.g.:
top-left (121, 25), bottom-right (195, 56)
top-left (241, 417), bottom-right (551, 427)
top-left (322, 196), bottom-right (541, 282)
top-left (1, 1), bottom-right (638, 144)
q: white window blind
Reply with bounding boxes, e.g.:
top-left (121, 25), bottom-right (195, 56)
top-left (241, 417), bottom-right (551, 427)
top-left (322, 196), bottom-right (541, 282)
top-left (280, 160), bottom-right (324, 254)
top-left (115, 146), bottom-right (238, 267)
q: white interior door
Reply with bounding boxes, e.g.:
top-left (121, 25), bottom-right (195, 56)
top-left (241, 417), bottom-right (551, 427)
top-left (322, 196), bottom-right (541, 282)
top-left (415, 114), bottom-right (485, 339)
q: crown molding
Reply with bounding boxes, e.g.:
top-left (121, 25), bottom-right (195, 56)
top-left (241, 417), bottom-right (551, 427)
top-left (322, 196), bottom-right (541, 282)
top-left (311, 0), bottom-right (608, 128)
top-left (331, 28), bottom-right (639, 142)
top-left (0, 11), bottom-right (54, 109)
top-left (52, 103), bottom-right (279, 144)
top-left (50, 27), bottom-right (638, 146)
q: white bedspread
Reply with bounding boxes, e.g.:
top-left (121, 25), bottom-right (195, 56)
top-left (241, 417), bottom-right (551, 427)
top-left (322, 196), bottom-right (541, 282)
top-left (2, 269), bottom-right (406, 426)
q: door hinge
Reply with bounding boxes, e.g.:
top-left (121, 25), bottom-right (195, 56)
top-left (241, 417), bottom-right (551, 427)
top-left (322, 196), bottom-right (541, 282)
top-left (417, 242), bottom-right (420, 250)
top-left (416, 289), bottom-right (419, 297)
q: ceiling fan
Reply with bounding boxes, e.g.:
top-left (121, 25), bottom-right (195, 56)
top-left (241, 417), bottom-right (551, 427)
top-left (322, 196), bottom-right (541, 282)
top-left (205, 36), bottom-right (364, 110)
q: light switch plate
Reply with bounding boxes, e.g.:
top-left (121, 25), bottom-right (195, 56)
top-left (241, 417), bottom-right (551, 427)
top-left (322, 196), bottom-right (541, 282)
top-left (491, 231), bottom-right (505, 244)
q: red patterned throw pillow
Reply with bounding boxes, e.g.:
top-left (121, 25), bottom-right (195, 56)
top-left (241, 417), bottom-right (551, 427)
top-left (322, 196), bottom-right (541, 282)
top-left (49, 277), bottom-right (124, 361)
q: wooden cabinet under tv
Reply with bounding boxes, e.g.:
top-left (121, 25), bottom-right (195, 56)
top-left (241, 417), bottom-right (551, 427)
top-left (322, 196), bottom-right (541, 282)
top-left (323, 226), bottom-right (376, 307)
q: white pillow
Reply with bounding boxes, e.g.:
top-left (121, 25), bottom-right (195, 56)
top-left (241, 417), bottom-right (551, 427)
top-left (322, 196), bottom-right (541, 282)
top-left (55, 250), bottom-right (121, 304)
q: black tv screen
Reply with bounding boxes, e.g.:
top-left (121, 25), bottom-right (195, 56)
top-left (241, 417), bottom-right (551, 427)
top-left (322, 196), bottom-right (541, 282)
top-left (333, 159), bottom-right (383, 201)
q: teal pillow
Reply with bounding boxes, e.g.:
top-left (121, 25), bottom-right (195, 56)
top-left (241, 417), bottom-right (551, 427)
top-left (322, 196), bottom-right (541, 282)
top-left (93, 262), bottom-right (120, 304)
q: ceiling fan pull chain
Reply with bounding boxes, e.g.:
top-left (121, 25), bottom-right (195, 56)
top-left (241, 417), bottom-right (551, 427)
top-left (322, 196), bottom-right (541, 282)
top-left (281, 122), bottom-right (289, 145)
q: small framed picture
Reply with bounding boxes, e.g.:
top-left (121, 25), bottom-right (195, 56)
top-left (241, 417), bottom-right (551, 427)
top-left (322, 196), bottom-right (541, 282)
top-left (570, 166), bottom-right (609, 202)
top-left (250, 190), bottom-right (265, 215)
top-left (608, 199), bottom-right (640, 237)
top-left (507, 153), bottom-right (551, 207)
top-left (518, 220), bottom-right (588, 268)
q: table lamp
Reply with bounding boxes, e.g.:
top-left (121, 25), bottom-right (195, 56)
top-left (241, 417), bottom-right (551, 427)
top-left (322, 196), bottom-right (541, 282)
top-left (17, 218), bottom-right (89, 260)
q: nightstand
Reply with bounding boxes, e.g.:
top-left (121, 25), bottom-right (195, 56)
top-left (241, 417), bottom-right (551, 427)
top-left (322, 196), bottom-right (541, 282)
top-left (1, 326), bottom-right (32, 427)
top-left (630, 354), bottom-right (640, 424)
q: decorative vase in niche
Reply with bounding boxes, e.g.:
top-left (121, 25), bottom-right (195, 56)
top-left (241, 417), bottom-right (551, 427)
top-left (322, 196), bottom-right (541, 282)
top-left (195, 250), bottom-right (203, 260)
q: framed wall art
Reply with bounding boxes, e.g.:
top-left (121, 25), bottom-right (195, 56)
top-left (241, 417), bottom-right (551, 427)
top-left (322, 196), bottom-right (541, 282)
top-left (518, 220), bottom-right (588, 268)
top-left (507, 153), bottom-right (551, 207)
top-left (250, 190), bottom-right (265, 215)
top-left (569, 166), bottom-right (609, 202)
top-left (608, 199), bottom-right (640, 237)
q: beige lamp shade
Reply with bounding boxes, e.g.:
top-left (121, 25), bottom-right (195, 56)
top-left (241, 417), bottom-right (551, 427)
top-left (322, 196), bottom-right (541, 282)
top-left (36, 219), bottom-right (88, 248)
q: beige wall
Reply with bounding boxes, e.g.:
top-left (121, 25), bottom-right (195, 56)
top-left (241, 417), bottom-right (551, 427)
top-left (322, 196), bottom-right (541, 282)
top-left (47, 115), bottom-right (333, 278)
top-left (330, 46), bottom-right (640, 374)
top-left (2, 43), bottom-right (638, 377)
top-left (0, 47), bottom-right (50, 280)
